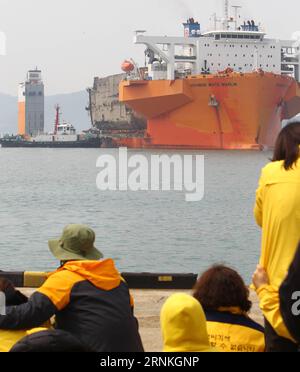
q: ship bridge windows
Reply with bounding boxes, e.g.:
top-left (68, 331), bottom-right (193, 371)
top-left (220, 34), bottom-right (259, 40)
top-left (282, 47), bottom-right (296, 55)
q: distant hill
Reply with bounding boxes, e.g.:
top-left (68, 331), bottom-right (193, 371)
top-left (0, 91), bottom-right (91, 134)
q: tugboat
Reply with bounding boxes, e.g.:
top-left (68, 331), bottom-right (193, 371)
top-left (0, 105), bottom-right (102, 148)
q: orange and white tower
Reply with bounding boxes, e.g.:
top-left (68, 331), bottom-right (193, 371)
top-left (18, 68), bottom-right (44, 136)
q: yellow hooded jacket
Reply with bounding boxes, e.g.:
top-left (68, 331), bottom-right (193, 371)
top-left (254, 159), bottom-right (300, 341)
top-left (161, 293), bottom-right (214, 352)
top-left (256, 285), bottom-right (295, 342)
top-left (205, 308), bottom-right (265, 352)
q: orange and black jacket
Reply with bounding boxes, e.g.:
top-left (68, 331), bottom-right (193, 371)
top-left (0, 259), bottom-right (144, 352)
top-left (280, 243), bottom-right (300, 344)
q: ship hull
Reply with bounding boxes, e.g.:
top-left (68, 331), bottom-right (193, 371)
top-left (0, 139), bottom-right (102, 148)
top-left (119, 72), bottom-right (300, 150)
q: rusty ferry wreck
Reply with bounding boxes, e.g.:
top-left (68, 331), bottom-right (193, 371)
top-left (111, 0), bottom-right (300, 150)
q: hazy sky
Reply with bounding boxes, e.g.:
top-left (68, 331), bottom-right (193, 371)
top-left (0, 0), bottom-right (300, 96)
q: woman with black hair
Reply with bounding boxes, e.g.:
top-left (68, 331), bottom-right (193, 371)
top-left (254, 122), bottom-right (300, 351)
top-left (193, 265), bottom-right (265, 352)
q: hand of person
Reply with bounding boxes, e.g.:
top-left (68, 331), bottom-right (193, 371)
top-left (252, 265), bottom-right (270, 290)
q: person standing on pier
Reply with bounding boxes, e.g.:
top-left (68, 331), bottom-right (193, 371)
top-left (254, 122), bottom-right (300, 352)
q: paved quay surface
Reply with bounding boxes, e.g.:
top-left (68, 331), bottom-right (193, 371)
top-left (21, 289), bottom-right (263, 352)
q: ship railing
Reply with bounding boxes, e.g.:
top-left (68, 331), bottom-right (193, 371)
top-left (281, 65), bottom-right (294, 72)
top-left (174, 55), bottom-right (197, 61)
top-left (282, 56), bottom-right (299, 64)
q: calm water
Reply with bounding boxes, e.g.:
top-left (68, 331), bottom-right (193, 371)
top-left (0, 148), bottom-right (270, 282)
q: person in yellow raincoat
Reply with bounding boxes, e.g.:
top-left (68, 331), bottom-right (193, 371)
top-left (252, 242), bottom-right (300, 352)
top-left (160, 293), bottom-right (215, 352)
top-left (193, 265), bottom-right (265, 353)
top-left (254, 121), bottom-right (300, 351)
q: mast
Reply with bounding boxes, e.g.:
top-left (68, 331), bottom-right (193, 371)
top-left (212, 13), bottom-right (218, 30)
top-left (232, 5), bottom-right (242, 30)
top-left (223, 0), bottom-right (229, 30)
top-left (54, 104), bottom-right (60, 135)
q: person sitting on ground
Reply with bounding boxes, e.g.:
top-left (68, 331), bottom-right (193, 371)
top-left (0, 278), bottom-right (48, 352)
top-left (253, 242), bottom-right (300, 352)
top-left (160, 293), bottom-right (214, 352)
top-left (193, 265), bottom-right (265, 352)
top-left (0, 224), bottom-right (144, 352)
top-left (10, 329), bottom-right (87, 353)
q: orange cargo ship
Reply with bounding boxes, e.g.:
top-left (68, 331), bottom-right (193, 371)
top-left (118, 1), bottom-right (300, 150)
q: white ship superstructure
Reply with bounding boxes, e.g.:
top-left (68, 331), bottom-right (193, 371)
top-left (135, 1), bottom-right (299, 82)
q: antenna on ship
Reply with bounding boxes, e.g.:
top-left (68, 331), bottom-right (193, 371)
top-left (223, 0), bottom-right (229, 30)
top-left (54, 104), bottom-right (61, 135)
top-left (223, 1), bottom-right (242, 31)
top-left (232, 5), bottom-right (242, 30)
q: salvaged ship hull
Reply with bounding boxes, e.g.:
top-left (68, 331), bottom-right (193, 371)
top-left (87, 73), bottom-right (146, 144)
top-left (119, 71), bottom-right (300, 150)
